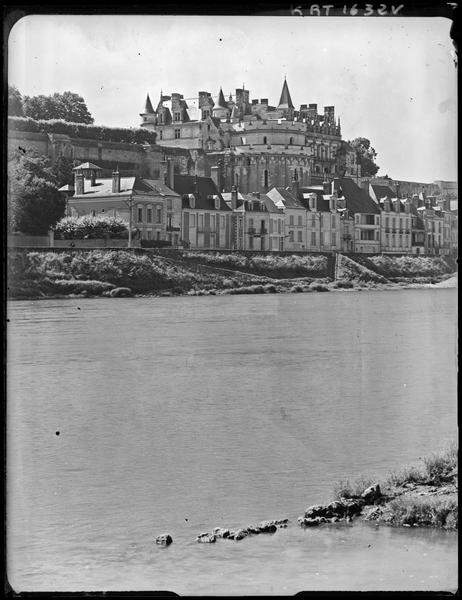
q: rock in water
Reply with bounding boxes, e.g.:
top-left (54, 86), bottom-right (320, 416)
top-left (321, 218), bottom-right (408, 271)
top-left (213, 527), bottom-right (230, 538)
top-left (361, 483), bottom-right (381, 504)
top-left (155, 534), bottom-right (173, 546)
top-left (196, 532), bottom-right (217, 543)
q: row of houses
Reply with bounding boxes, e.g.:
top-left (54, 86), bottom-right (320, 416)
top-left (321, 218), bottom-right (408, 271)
top-left (59, 160), bottom-right (458, 255)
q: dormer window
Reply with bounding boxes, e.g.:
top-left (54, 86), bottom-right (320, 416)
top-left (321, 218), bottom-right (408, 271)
top-left (188, 193), bottom-right (195, 209)
top-left (174, 112), bottom-right (181, 121)
top-left (214, 195), bottom-right (221, 210)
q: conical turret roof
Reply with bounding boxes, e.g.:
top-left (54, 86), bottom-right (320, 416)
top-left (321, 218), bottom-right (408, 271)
top-left (142, 93), bottom-right (154, 114)
top-left (216, 87), bottom-right (227, 108)
top-left (277, 78), bottom-right (294, 110)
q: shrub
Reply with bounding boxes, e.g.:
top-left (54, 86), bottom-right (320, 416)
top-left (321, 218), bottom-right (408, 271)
top-left (333, 476), bottom-right (377, 500)
top-left (387, 497), bottom-right (458, 529)
top-left (309, 282), bottom-right (329, 292)
top-left (8, 115), bottom-right (158, 145)
top-left (53, 215), bottom-right (129, 240)
top-left (386, 466), bottom-right (426, 487)
top-left (333, 279), bottom-right (354, 289)
top-left (263, 284), bottom-right (277, 293)
top-left (290, 284), bottom-right (304, 293)
top-left (423, 441), bottom-right (458, 484)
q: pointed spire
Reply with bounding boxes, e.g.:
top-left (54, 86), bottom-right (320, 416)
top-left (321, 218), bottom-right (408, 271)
top-left (143, 93), bottom-right (154, 114)
top-left (277, 78), bottom-right (294, 110)
top-left (216, 87), bottom-right (226, 108)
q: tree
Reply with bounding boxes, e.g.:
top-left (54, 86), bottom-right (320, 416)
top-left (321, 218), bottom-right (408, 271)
top-left (23, 91), bottom-right (94, 124)
top-left (349, 137), bottom-right (380, 177)
top-left (8, 149), bottom-right (66, 235)
top-left (51, 155), bottom-right (79, 188)
top-left (8, 85), bottom-right (24, 116)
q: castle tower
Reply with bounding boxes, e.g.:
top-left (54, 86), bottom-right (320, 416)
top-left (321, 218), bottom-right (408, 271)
top-left (140, 93), bottom-right (157, 128)
top-left (212, 87), bottom-right (229, 120)
top-left (277, 77), bottom-right (295, 120)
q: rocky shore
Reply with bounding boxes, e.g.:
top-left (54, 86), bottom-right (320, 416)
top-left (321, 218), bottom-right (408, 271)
top-left (155, 444), bottom-right (457, 546)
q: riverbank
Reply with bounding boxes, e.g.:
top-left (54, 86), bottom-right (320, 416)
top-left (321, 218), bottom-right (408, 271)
top-left (190, 443), bottom-right (457, 545)
top-left (7, 249), bottom-right (457, 300)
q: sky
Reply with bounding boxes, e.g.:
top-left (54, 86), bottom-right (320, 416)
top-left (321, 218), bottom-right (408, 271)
top-left (8, 14), bottom-right (457, 183)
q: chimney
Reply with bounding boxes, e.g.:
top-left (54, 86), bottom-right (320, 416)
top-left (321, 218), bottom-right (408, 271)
top-left (384, 199), bottom-right (391, 212)
top-left (332, 178), bottom-right (342, 195)
top-left (231, 185), bottom-right (238, 210)
top-left (167, 158), bottom-right (174, 190)
top-left (210, 165), bottom-right (220, 190)
top-left (291, 174), bottom-right (300, 200)
top-left (322, 180), bottom-right (331, 195)
top-left (394, 200), bottom-right (401, 213)
top-left (309, 193), bottom-right (317, 211)
top-left (112, 168), bottom-right (121, 194)
top-left (404, 200), bottom-right (411, 213)
top-left (74, 171), bottom-right (84, 196)
top-left (159, 160), bottom-right (168, 185)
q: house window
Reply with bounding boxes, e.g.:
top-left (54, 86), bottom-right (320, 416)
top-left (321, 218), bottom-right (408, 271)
top-left (157, 231), bottom-right (161, 240)
top-left (298, 215), bottom-right (303, 227)
top-left (270, 220), bottom-right (274, 234)
top-left (156, 207), bottom-right (162, 223)
top-left (190, 214), bottom-right (196, 227)
top-left (263, 136), bottom-right (267, 145)
top-left (198, 214), bottom-right (204, 229)
top-left (278, 220), bottom-right (282, 234)
top-left (210, 214), bottom-right (215, 230)
top-left (174, 129), bottom-right (181, 139)
top-left (331, 232), bottom-right (336, 246)
top-left (202, 110), bottom-right (210, 119)
top-left (246, 157), bottom-right (251, 166)
top-left (311, 215), bottom-right (316, 228)
top-left (297, 230), bottom-right (303, 242)
top-left (320, 232), bottom-right (324, 246)
top-left (311, 232), bottom-right (316, 245)
top-left (289, 215), bottom-right (294, 226)
top-left (365, 214), bottom-right (375, 225)
top-left (331, 214), bottom-right (336, 228)
top-left (289, 137), bottom-right (293, 145)
top-left (264, 170), bottom-right (269, 188)
top-left (385, 216), bottom-right (389, 228)
top-left (289, 231), bottom-right (294, 242)
top-left (248, 218), bottom-right (254, 229)
top-left (167, 199), bottom-right (172, 210)
top-left (220, 216), bottom-right (225, 228)
top-left (147, 230), bottom-right (152, 240)
top-left (147, 206), bottom-right (153, 223)
top-left (137, 206), bottom-right (143, 222)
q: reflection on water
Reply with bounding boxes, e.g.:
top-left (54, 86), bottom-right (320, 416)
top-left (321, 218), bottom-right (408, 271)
top-left (7, 289), bottom-right (458, 592)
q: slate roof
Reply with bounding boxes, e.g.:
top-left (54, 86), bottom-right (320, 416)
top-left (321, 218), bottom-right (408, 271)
top-left (173, 174), bottom-right (231, 211)
top-left (142, 94), bottom-right (154, 114)
top-left (334, 178), bottom-right (380, 214)
top-left (215, 88), bottom-right (227, 109)
top-left (298, 186), bottom-right (331, 212)
top-left (73, 162), bottom-right (103, 171)
top-left (371, 184), bottom-right (396, 201)
top-left (58, 184), bottom-right (75, 193)
top-left (267, 187), bottom-right (305, 209)
top-left (72, 177), bottom-right (136, 198)
top-left (278, 78), bottom-right (294, 110)
top-left (71, 177), bottom-right (177, 199)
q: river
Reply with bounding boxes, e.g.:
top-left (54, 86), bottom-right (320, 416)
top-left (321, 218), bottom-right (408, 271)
top-left (6, 288), bottom-right (458, 593)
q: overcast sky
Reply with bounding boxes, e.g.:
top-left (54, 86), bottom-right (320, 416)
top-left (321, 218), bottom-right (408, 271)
top-left (8, 14), bottom-right (457, 183)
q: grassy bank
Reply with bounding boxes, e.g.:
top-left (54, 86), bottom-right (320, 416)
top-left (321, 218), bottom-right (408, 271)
top-left (333, 442), bottom-right (458, 530)
top-left (7, 249), bottom-right (457, 300)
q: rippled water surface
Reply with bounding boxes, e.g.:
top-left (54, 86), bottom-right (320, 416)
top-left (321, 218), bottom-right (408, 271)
top-left (7, 289), bottom-right (458, 593)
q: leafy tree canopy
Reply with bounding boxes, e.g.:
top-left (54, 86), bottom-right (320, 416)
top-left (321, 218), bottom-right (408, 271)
top-left (8, 85), bottom-right (24, 116)
top-left (348, 137), bottom-right (380, 178)
top-left (8, 149), bottom-right (66, 235)
top-left (21, 91), bottom-right (94, 124)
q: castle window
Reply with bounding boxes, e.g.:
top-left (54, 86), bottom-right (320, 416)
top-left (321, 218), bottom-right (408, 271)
top-left (174, 112), bottom-right (181, 121)
top-left (147, 206), bottom-right (153, 223)
top-left (159, 130), bottom-right (163, 140)
top-left (264, 169), bottom-right (269, 188)
top-left (202, 110), bottom-right (210, 119)
top-left (174, 129), bottom-right (181, 139)
top-left (289, 137), bottom-right (293, 145)
top-left (263, 136), bottom-right (267, 145)
top-left (137, 206), bottom-right (143, 223)
top-left (156, 207), bottom-right (162, 223)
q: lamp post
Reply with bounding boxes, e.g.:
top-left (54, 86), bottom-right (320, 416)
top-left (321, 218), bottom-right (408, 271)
top-left (128, 196), bottom-right (133, 249)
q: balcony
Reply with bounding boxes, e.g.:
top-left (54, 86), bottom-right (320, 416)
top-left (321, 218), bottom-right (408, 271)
top-left (260, 228), bottom-right (268, 235)
top-left (247, 227), bottom-right (256, 235)
top-left (166, 225), bottom-right (181, 232)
